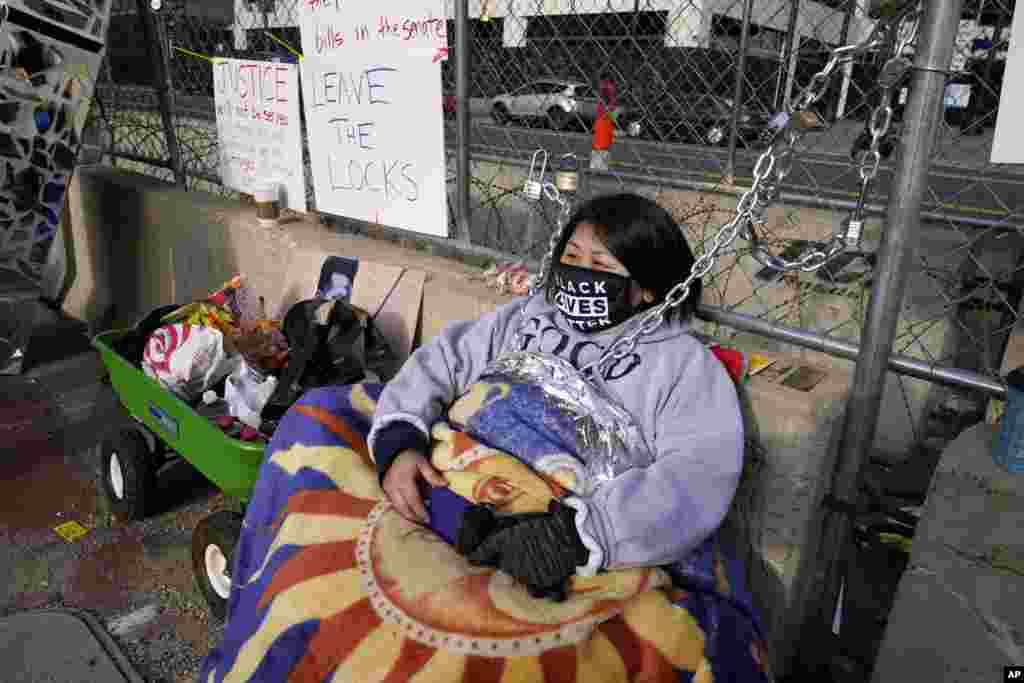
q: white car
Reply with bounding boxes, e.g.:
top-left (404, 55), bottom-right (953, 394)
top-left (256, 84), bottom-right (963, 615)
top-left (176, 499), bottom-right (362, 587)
top-left (490, 79), bottom-right (642, 137)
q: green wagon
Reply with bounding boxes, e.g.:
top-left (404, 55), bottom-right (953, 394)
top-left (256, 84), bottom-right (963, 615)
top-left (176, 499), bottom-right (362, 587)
top-left (93, 328), bottom-right (265, 619)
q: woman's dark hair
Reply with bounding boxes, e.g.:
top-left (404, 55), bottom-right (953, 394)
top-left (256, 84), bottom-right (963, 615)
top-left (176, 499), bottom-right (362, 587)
top-left (544, 192), bottom-right (702, 321)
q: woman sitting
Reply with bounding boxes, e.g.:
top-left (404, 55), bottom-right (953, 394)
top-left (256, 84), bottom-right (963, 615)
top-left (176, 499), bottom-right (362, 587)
top-left (198, 192), bottom-right (769, 683)
top-left (370, 192), bottom-right (744, 595)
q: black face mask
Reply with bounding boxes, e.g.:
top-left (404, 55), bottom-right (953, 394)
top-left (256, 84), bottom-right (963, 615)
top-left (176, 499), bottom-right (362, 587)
top-left (552, 263), bottom-right (633, 333)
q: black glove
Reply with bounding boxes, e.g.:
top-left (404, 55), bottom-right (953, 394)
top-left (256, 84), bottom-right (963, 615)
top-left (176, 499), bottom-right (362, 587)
top-left (464, 500), bottom-right (590, 601)
top-left (454, 504), bottom-right (547, 557)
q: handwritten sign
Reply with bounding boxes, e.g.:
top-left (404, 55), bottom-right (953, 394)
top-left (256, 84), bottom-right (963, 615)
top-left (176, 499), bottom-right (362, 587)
top-left (299, 1), bottom-right (448, 237)
top-left (214, 59), bottom-right (307, 211)
top-left (991, 7), bottom-right (1024, 162)
top-left (300, 0), bottom-right (448, 60)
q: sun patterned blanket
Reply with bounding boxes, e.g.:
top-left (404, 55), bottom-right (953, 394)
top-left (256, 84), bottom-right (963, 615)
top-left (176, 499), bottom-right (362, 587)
top-left (198, 382), bottom-right (772, 683)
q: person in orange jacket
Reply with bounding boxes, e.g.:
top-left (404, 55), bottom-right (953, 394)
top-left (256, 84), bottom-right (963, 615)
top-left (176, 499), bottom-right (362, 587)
top-left (590, 78), bottom-right (616, 171)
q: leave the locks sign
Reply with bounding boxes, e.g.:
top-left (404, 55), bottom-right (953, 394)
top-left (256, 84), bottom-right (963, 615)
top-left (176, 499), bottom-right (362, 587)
top-left (298, 0), bottom-right (449, 237)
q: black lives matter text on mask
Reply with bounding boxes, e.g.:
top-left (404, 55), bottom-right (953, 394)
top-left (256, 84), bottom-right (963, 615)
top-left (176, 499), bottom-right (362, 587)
top-left (554, 291), bottom-right (610, 319)
top-left (552, 271), bottom-right (612, 325)
top-left (565, 316), bottom-right (612, 331)
top-left (552, 272), bottom-right (611, 296)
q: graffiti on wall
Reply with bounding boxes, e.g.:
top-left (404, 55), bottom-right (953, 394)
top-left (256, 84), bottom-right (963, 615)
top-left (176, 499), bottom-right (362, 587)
top-left (0, 0), bottom-right (110, 282)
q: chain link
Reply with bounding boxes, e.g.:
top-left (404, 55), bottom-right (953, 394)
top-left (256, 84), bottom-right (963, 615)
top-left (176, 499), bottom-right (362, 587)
top-left (580, 166), bottom-right (773, 375)
top-left (861, 102), bottom-right (890, 183)
top-left (511, 193), bottom-right (574, 353)
top-left (746, 4), bottom-right (918, 274)
top-left (521, 3), bottom-right (921, 378)
top-left (529, 195), bottom-right (573, 297)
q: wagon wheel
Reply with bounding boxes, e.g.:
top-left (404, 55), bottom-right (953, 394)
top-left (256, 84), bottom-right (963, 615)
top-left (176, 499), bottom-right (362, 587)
top-left (99, 426), bottom-right (157, 521)
top-left (192, 510), bottom-right (244, 621)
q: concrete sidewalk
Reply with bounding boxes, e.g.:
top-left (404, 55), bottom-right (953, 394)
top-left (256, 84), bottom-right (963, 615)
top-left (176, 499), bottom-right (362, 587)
top-left (0, 609), bottom-right (144, 682)
top-left (0, 303), bottom-right (231, 683)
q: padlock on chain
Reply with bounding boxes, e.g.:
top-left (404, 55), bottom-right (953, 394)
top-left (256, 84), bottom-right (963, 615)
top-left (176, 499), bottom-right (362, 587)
top-left (554, 153), bottom-right (579, 195)
top-left (523, 149), bottom-right (548, 201)
top-left (839, 214), bottom-right (864, 249)
top-left (758, 108), bottom-right (827, 147)
top-left (793, 110), bottom-right (827, 131)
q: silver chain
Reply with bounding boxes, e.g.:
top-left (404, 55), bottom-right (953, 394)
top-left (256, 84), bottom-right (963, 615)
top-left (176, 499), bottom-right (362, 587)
top-left (579, 153), bottom-right (779, 376)
top-left (510, 189), bottom-right (574, 352)
top-left (745, 2), bottom-right (919, 273)
top-left (517, 2), bottom-right (921, 378)
top-left (530, 192), bottom-right (574, 298)
top-left (858, 15), bottom-right (919, 188)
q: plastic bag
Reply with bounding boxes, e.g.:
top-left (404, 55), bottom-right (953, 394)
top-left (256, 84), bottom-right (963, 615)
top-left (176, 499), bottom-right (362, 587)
top-left (205, 275), bottom-right (265, 324)
top-left (161, 301), bottom-right (236, 337)
top-left (142, 323), bottom-right (241, 401)
top-left (261, 298), bottom-right (398, 421)
top-left (160, 275), bottom-right (264, 338)
top-left (224, 360), bottom-right (278, 429)
top-left (231, 319), bottom-right (289, 373)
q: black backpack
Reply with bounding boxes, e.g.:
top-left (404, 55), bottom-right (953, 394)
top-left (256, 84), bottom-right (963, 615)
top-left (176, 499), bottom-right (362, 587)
top-left (260, 298), bottom-right (398, 422)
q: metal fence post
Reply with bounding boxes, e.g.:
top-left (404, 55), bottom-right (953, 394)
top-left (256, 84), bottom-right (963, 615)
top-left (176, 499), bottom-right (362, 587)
top-left (794, 0), bottom-right (965, 673)
top-left (724, 0), bottom-right (754, 186)
top-left (454, 0), bottom-right (473, 243)
top-left (775, 0), bottom-right (801, 110)
top-left (136, 0), bottom-right (185, 187)
top-left (831, 0), bottom-right (857, 121)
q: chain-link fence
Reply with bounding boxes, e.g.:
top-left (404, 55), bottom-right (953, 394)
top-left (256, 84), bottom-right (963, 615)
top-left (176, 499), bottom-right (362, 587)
top-left (79, 0), bottom-right (1017, 675)
top-left (89, 0), bottom-right (1019, 473)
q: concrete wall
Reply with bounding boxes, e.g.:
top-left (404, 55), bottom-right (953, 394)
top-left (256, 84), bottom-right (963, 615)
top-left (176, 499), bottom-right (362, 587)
top-left (872, 422), bottom-right (1024, 683)
top-left (63, 166), bottom-right (510, 338)
top-left (64, 165), bottom-right (856, 677)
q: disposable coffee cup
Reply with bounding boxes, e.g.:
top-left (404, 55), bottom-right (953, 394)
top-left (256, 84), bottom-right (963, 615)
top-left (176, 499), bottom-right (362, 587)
top-left (254, 185), bottom-right (280, 226)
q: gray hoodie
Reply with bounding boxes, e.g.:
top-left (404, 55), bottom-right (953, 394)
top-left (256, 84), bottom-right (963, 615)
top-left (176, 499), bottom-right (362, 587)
top-left (368, 294), bottom-right (743, 574)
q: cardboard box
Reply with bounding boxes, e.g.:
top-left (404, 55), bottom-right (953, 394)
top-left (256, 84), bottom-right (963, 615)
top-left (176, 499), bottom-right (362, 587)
top-left (274, 246), bottom-right (425, 363)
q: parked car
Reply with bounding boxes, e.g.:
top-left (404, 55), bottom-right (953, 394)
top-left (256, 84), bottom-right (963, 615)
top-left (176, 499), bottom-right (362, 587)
top-left (490, 79), bottom-right (643, 137)
top-left (635, 94), bottom-right (773, 148)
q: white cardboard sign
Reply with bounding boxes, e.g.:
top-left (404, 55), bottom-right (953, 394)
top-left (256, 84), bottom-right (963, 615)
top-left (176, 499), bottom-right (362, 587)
top-left (298, 1), bottom-right (449, 237)
top-left (991, 8), bottom-right (1024, 163)
top-left (213, 59), bottom-right (307, 211)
